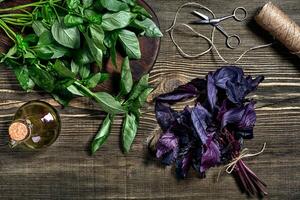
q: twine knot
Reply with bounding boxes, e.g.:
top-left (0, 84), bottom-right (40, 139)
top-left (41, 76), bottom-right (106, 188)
top-left (217, 142), bottom-right (266, 181)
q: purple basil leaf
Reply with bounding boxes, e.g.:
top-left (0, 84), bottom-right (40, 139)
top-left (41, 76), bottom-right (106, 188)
top-left (192, 146), bottom-right (203, 174)
top-left (191, 103), bottom-right (211, 144)
top-left (176, 150), bottom-right (193, 178)
top-left (207, 72), bottom-right (218, 110)
top-left (156, 131), bottom-right (178, 165)
top-left (200, 139), bottom-right (221, 173)
top-left (217, 99), bottom-right (231, 122)
top-left (246, 75), bottom-right (264, 91)
top-left (161, 150), bottom-right (177, 165)
top-left (225, 74), bottom-right (264, 105)
top-left (172, 106), bottom-right (201, 145)
top-left (221, 101), bottom-right (256, 136)
top-left (213, 66), bottom-right (244, 89)
top-left (156, 83), bottom-right (198, 103)
top-left (155, 102), bottom-right (178, 131)
top-left (211, 66), bottom-right (264, 105)
top-left (190, 78), bottom-right (207, 91)
top-left (225, 80), bottom-right (247, 104)
top-left (226, 78), bottom-right (250, 104)
top-left (176, 106), bottom-right (192, 126)
top-left (236, 129), bottom-right (254, 139)
top-left (238, 101), bottom-right (256, 129)
top-left (174, 106), bottom-right (193, 134)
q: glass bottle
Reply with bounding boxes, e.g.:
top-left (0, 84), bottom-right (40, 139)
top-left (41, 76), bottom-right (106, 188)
top-left (8, 100), bottom-right (61, 150)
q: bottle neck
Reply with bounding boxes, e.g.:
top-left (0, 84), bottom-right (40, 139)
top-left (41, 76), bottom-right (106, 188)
top-left (8, 120), bottom-right (32, 147)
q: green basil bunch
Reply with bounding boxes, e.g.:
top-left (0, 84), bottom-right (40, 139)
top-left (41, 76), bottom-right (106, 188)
top-left (0, 0), bottom-right (162, 153)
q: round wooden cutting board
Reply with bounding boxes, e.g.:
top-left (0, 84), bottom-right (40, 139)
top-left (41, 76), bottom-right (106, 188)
top-left (0, 0), bottom-right (161, 92)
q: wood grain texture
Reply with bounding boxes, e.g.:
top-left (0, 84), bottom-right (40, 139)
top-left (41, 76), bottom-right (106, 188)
top-left (0, 0), bottom-right (299, 199)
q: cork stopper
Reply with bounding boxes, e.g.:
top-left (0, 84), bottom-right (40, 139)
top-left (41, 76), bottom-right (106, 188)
top-left (9, 122), bottom-right (29, 141)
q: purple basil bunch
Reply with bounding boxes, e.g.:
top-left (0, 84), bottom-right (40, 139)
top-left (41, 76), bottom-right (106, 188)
top-left (154, 66), bottom-right (267, 197)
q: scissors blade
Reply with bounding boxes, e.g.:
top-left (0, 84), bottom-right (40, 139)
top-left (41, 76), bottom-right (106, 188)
top-left (192, 11), bottom-right (210, 20)
top-left (189, 19), bottom-right (210, 24)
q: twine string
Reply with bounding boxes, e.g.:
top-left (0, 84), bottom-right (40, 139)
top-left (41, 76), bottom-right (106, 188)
top-left (217, 142), bottom-right (267, 182)
top-left (166, 2), bottom-right (274, 64)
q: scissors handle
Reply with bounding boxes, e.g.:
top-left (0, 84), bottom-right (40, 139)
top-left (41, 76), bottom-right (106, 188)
top-left (215, 25), bottom-right (241, 49)
top-left (226, 34), bottom-right (241, 49)
top-left (232, 7), bottom-right (247, 21)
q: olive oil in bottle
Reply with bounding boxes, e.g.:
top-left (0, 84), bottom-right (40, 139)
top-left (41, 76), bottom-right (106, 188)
top-left (8, 100), bottom-right (61, 150)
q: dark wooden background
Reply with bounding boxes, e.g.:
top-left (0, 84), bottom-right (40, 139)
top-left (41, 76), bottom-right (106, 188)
top-left (0, 0), bottom-right (299, 199)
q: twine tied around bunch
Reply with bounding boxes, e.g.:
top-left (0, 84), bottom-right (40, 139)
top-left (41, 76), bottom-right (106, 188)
top-left (217, 142), bottom-right (267, 182)
top-left (166, 2), bottom-right (274, 64)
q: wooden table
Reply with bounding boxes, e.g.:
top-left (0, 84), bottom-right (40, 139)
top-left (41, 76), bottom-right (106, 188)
top-left (0, 0), bottom-right (299, 199)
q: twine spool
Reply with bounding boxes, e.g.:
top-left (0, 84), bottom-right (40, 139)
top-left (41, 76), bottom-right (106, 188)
top-left (255, 2), bottom-right (300, 57)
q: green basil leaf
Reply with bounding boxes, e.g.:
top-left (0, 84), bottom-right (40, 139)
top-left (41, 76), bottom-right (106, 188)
top-left (91, 114), bottom-right (112, 154)
top-left (34, 46), bottom-right (54, 59)
top-left (102, 11), bottom-right (136, 31)
top-left (132, 87), bottom-right (153, 108)
top-left (78, 24), bottom-right (87, 32)
top-left (100, 0), bottom-right (129, 12)
top-left (2, 57), bottom-right (21, 69)
top-left (79, 64), bottom-right (90, 79)
top-left (24, 34), bottom-right (38, 44)
top-left (15, 34), bottom-right (28, 52)
top-left (52, 90), bottom-right (73, 107)
top-left (132, 5), bottom-right (152, 18)
top-left (104, 31), bottom-right (118, 67)
top-left (59, 79), bottom-right (75, 88)
top-left (64, 14), bottom-right (84, 27)
top-left (85, 72), bottom-right (108, 88)
top-left (75, 44), bottom-right (94, 65)
top-left (51, 19), bottom-right (81, 49)
top-left (37, 31), bottom-right (54, 45)
top-left (89, 24), bottom-right (105, 51)
top-left (122, 113), bottom-right (138, 153)
top-left (67, 84), bottom-right (84, 96)
top-left (84, 33), bottom-right (103, 67)
top-left (118, 29), bottom-right (141, 59)
top-left (13, 66), bottom-right (35, 91)
top-left (0, 45), bottom-right (17, 62)
top-left (126, 87), bottom-right (152, 120)
top-left (82, 0), bottom-right (94, 8)
top-left (53, 60), bottom-right (76, 79)
top-left (110, 45), bottom-right (117, 68)
top-left (34, 43), bottom-right (69, 60)
top-left (32, 21), bottom-right (48, 37)
top-left (127, 74), bottom-right (149, 102)
top-left (85, 72), bottom-right (101, 88)
top-left (84, 9), bottom-right (102, 24)
top-left (71, 60), bottom-right (79, 75)
top-left (132, 18), bottom-right (163, 37)
top-left (23, 51), bottom-right (35, 59)
top-left (120, 0), bottom-right (136, 6)
top-left (51, 94), bottom-right (68, 107)
top-left (52, 80), bottom-right (75, 107)
top-left (120, 57), bottom-right (133, 96)
top-left (67, 0), bottom-right (80, 9)
top-left (28, 64), bottom-right (55, 92)
top-left (41, 4), bottom-right (56, 24)
top-left (94, 92), bottom-right (126, 114)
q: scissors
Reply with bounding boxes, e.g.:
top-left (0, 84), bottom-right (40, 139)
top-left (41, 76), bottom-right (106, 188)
top-left (190, 7), bottom-right (247, 49)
